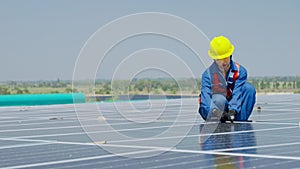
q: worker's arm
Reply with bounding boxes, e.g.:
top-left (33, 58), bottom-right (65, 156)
top-left (228, 65), bottom-right (247, 113)
top-left (199, 69), bottom-right (212, 120)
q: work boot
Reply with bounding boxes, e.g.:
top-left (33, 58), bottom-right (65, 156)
top-left (207, 109), bottom-right (223, 122)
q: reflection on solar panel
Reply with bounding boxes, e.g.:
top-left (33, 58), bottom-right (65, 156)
top-left (1, 94), bottom-right (300, 168)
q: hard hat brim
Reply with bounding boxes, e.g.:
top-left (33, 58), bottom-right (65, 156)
top-left (208, 45), bottom-right (235, 60)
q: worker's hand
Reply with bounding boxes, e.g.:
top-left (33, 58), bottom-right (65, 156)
top-left (228, 110), bottom-right (237, 122)
top-left (221, 110), bottom-right (237, 123)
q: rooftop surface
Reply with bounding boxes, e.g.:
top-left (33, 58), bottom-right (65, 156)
top-left (1, 94), bottom-right (300, 168)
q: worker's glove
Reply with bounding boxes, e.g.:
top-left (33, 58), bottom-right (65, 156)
top-left (221, 110), bottom-right (237, 123)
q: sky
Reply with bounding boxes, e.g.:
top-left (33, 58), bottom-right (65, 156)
top-left (0, 0), bottom-right (299, 81)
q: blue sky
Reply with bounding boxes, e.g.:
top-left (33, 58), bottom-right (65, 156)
top-left (0, 0), bottom-right (299, 81)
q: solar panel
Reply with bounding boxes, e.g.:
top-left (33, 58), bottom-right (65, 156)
top-left (1, 94), bottom-right (300, 168)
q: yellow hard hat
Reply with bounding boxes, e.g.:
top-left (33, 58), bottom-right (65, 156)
top-left (208, 36), bottom-right (234, 60)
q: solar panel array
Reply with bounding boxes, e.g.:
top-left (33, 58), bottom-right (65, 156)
top-left (1, 94), bottom-right (300, 168)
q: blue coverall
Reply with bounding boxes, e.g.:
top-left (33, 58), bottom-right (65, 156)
top-left (199, 60), bottom-right (256, 121)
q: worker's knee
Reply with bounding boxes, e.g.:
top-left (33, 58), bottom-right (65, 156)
top-left (212, 94), bottom-right (227, 110)
top-left (242, 83), bottom-right (256, 96)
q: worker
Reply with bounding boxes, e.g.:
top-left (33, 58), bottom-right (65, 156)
top-left (198, 35), bottom-right (256, 122)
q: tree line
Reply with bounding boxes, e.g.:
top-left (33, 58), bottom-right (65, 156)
top-left (1, 76), bottom-right (300, 95)
top-left (248, 76), bottom-right (300, 93)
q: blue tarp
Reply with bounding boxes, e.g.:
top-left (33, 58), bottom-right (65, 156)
top-left (0, 93), bottom-right (85, 106)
